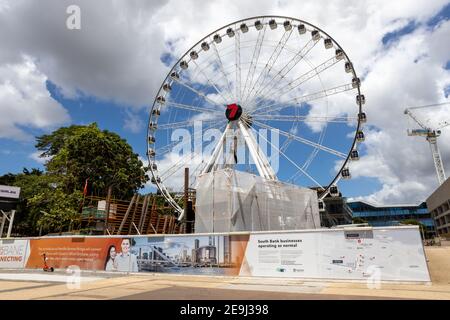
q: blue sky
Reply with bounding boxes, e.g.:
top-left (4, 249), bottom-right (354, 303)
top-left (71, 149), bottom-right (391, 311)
top-left (0, 0), bottom-right (449, 205)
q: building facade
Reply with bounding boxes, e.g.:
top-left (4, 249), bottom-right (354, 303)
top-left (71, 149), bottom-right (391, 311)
top-left (426, 177), bottom-right (450, 237)
top-left (320, 195), bottom-right (353, 227)
top-left (348, 201), bottom-right (435, 237)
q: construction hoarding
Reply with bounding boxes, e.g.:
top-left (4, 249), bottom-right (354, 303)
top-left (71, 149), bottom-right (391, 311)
top-left (0, 239), bottom-right (29, 268)
top-left (0, 226), bottom-right (430, 282)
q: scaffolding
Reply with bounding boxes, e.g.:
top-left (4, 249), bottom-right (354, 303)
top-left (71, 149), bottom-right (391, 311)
top-left (79, 195), bottom-right (185, 235)
top-left (195, 169), bottom-right (320, 233)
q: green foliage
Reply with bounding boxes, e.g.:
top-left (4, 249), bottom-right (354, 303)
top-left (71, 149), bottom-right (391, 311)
top-left (0, 171), bottom-right (64, 235)
top-left (401, 219), bottom-right (427, 237)
top-left (31, 189), bottom-right (83, 233)
top-left (352, 217), bottom-right (368, 224)
top-left (0, 172), bottom-right (17, 185)
top-left (1, 123), bottom-right (148, 236)
top-left (2, 172), bottom-right (81, 235)
top-left (36, 123), bottom-right (149, 198)
top-left (35, 125), bottom-right (86, 157)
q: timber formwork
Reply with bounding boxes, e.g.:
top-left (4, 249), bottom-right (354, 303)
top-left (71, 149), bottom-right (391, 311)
top-left (81, 195), bottom-right (186, 235)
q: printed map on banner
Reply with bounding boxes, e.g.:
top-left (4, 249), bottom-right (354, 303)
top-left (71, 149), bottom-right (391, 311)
top-left (241, 227), bottom-right (430, 281)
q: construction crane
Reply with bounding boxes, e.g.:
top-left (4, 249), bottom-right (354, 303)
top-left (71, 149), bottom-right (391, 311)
top-left (404, 102), bottom-right (450, 185)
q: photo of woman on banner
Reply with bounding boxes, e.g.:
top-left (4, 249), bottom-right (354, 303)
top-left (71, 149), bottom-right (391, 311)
top-left (115, 238), bottom-right (138, 272)
top-left (104, 245), bottom-right (118, 271)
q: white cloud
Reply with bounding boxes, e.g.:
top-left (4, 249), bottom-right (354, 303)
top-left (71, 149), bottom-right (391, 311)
top-left (29, 151), bottom-right (52, 164)
top-left (349, 181), bottom-right (430, 205)
top-left (353, 20), bottom-right (450, 204)
top-left (151, 0), bottom-right (449, 204)
top-left (123, 109), bottom-right (144, 134)
top-left (0, 0), bottom-right (449, 205)
top-left (140, 151), bottom-right (207, 193)
top-left (0, 56), bottom-right (70, 140)
top-left (0, 0), bottom-right (169, 108)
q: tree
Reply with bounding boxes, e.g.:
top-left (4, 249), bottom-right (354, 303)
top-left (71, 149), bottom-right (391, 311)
top-left (1, 124), bottom-right (148, 236)
top-left (35, 125), bottom-right (85, 157)
top-left (0, 171), bottom-right (71, 235)
top-left (352, 217), bottom-right (368, 224)
top-left (0, 172), bottom-right (17, 185)
top-left (35, 123), bottom-right (148, 199)
top-left (401, 219), bottom-right (427, 239)
top-left (31, 189), bottom-right (83, 234)
top-left (6, 172), bottom-right (70, 235)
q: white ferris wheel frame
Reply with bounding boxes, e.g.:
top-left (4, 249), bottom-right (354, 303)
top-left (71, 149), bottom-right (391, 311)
top-left (146, 16), bottom-right (365, 219)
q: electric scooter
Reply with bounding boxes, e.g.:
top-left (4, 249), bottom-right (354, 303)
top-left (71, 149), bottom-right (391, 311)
top-left (42, 253), bottom-right (54, 272)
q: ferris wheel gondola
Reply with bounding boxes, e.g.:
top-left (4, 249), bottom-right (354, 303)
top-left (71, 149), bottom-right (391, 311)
top-left (147, 16), bottom-right (366, 218)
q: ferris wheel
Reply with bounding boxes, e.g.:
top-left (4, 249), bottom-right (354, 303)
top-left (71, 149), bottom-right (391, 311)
top-left (147, 16), bottom-right (366, 218)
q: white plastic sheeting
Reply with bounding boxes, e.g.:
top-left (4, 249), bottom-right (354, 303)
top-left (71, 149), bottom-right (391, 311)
top-left (195, 169), bottom-right (320, 233)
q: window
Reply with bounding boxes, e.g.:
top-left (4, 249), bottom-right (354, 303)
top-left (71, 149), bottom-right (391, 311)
top-left (443, 202), bottom-right (449, 212)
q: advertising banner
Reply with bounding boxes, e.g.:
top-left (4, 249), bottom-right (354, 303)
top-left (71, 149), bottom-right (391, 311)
top-left (5, 226), bottom-right (430, 282)
top-left (26, 237), bottom-right (123, 271)
top-left (241, 228), bottom-right (430, 281)
top-left (0, 239), bottom-right (29, 269)
top-left (24, 235), bottom-right (250, 275)
top-left (127, 234), bottom-right (248, 276)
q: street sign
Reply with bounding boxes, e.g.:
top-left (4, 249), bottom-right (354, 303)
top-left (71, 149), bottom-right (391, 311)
top-left (0, 185), bottom-right (21, 199)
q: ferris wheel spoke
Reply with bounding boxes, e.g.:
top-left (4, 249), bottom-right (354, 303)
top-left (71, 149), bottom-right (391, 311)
top-left (171, 77), bottom-right (226, 109)
top-left (211, 42), bottom-right (235, 101)
top-left (279, 127), bottom-right (296, 152)
top-left (253, 83), bottom-right (355, 115)
top-left (253, 114), bottom-right (357, 123)
top-left (288, 143), bottom-right (323, 183)
top-left (160, 149), bottom-right (207, 181)
top-left (166, 101), bottom-right (223, 114)
top-left (258, 56), bottom-right (342, 106)
top-left (155, 120), bottom-right (227, 156)
top-left (159, 122), bottom-right (227, 180)
top-left (241, 23), bottom-right (267, 104)
top-left (302, 148), bottom-right (319, 171)
top-left (288, 169), bottom-right (308, 184)
top-left (248, 37), bottom-right (320, 108)
top-left (157, 118), bottom-right (219, 130)
top-left (243, 28), bottom-right (294, 107)
top-left (189, 120), bottom-right (227, 186)
top-left (253, 120), bottom-right (347, 159)
top-left (148, 17), bottom-right (363, 219)
top-left (235, 30), bottom-right (242, 102)
top-left (189, 158), bottom-right (207, 187)
top-left (191, 60), bottom-right (231, 104)
top-left (156, 139), bottom-right (185, 156)
top-left (159, 152), bottom-right (195, 180)
top-left (250, 125), bottom-right (324, 189)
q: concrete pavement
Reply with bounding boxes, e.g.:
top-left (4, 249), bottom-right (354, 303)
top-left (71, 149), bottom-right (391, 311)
top-left (0, 271), bottom-right (448, 300)
top-left (0, 246), bottom-right (448, 300)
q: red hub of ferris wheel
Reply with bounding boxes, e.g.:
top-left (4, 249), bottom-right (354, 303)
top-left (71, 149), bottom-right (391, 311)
top-left (225, 103), bottom-right (242, 121)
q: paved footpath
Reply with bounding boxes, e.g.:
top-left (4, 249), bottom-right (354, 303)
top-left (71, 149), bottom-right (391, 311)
top-left (0, 247), bottom-right (448, 300)
top-left (0, 271), bottom-right (449, 300)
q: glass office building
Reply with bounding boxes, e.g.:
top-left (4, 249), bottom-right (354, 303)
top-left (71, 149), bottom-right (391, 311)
top-left (348, 201), bottom-right (436, 238)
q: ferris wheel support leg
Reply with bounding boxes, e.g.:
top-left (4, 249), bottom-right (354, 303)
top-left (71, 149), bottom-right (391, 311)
top-left (201, 122), bottom-right (232, 175)
top-left (237, 120), bottom-right (277, 181)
